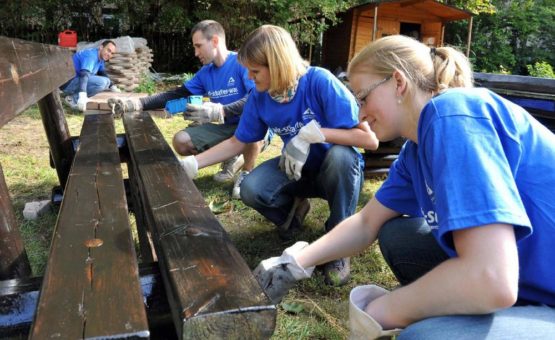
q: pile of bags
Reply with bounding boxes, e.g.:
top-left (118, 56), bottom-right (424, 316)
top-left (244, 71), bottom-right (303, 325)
top-left (76, 36), bottom-right (154, 92)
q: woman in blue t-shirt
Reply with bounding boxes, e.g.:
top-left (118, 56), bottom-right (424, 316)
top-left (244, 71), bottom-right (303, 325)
top-left (181, 25), bottom-right (379, 285)
top-left (254, 35), bottom-right (555, 338)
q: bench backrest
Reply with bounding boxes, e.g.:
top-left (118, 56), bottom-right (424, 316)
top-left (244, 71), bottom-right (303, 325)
top-left (0, 36), bottom-right (73, 128)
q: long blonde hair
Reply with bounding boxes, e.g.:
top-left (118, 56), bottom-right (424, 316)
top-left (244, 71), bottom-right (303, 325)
top-left (238, 25), bottom-right (308, 95)
top-left (348, 35), bottom-right (473, 98)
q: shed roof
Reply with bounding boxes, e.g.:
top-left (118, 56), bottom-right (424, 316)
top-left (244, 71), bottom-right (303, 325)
top-left (353, 0), bottom-right (472, 22)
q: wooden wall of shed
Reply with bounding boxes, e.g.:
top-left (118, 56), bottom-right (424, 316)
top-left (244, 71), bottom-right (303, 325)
top-left (322, 11), bottom-right (354, 73)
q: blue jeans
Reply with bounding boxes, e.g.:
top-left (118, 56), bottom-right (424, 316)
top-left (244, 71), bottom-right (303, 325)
top-left (240, 145), bottom-right (363, 232)
top-left (379, 217), bottom-right (555, 339)
top-left (61, 75), bottom-right (111, 101)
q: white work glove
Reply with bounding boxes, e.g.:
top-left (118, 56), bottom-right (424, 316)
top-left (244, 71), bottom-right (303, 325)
top-left (279, 120), bottom-right (325, 181)
top-left (107, 97), bottom-right (142, 116)
top-left (180, 156), bottom-right (198, 179)
top-left (253, 241), bottom-right (315, 304)
top-left (109, 84), bottom-right (121, 93)
top-left (349, 285), bottom-right (402, 340)
top-left (183, 102), bottom-right (224, 124)
top-left (77, 92), bottom-right (88, 112)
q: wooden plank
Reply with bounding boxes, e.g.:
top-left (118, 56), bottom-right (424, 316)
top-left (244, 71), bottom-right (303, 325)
top-left (474, 72), bottom-right (555, 97)
top-left (30, 114), bottom-right (148, 339)
top-left (123, 111), bottom-right (276, 339)
top-left (38, 92), bottom-right (74, 189)
top-left (0, 163), bottom-right (31, 280)
top-left (0, 36), bottom-right (74, 129)
top-left (1, 263), bottom-right (172, 339)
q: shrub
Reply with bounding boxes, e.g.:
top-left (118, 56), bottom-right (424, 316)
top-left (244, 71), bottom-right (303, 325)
top-left (526, 62), bottom-right (555, 78)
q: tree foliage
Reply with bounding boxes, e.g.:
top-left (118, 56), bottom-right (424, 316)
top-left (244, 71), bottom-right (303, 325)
top-left (1, 0), bottom-right (553, 75)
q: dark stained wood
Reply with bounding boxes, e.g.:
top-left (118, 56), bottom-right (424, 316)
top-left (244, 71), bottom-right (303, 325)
top-left (0, 36), bottom-right (74, 129)
top-left (37, 92), bottom-right (74, 189)
top-left (123, 111), bottom-right (276, 339)
top-left (0, 164), bottom-right (32, 280)
top-left (474, 72), bottom-right (555, 96)
top-left (1, 263), bottom-right (172, 339)
top-left (30, 114), bottom-right (149, 339)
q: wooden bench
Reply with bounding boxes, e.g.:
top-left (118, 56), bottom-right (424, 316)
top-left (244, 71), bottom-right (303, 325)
top-left (1, 36), bottom-right (276, 339)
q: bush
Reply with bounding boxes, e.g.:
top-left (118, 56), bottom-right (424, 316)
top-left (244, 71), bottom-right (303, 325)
top-left (527, 62), bottom-right (555, 78)
top-left (135, 73), bottom-right (157, 94)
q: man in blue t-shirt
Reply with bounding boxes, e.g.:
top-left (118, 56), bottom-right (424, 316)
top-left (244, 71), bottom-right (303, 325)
top-left (61, 40), bottom-right (120, 111)
top-left (108, 20), bottom-right (265, 197)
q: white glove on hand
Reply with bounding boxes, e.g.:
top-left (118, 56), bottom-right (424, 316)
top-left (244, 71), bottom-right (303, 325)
top-left (77, 92), bottom-right (88, 112)
top-left (279, 120), bottom-right (325, 180)
top-left (253, 241), bottom-right (315, 304)
top-left (107, 98), bottom-right (142, 116)
top-left (349, 285), bottom-right (402, 340)
top-left (109, 84), bottom-right (121, 93)
top-left (184, 102), bottom-right (224, 124)
top-left (180, 156), bottom-right (198, 179)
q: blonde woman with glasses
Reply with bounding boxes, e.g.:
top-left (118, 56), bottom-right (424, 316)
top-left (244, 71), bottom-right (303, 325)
top-left (255, 35), bottom-right (555, 339)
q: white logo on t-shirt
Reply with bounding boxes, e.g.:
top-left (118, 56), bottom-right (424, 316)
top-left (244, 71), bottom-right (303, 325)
top-left (228, 77), bottom-right (235, 86)
top-left (302, 108), bottom-right (316, 121)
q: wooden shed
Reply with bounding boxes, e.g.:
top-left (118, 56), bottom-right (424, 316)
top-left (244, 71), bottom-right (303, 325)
top-left (322, 0), bottom-right (472, 73)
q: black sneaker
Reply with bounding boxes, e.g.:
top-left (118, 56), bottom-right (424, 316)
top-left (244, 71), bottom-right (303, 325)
top-left (277, 197), bottom-right (310, 240)
top-left (323, 257), bottom-right (351, 286)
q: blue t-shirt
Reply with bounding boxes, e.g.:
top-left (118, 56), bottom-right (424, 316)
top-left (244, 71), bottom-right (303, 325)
top-left (72, 48), bottom-right (104, 76)
top-left (376, 88), bottom-right (555, 306)
top-left (235, 66), bottom-right (360, 172)
top-left (185, 52), bottom-right (253, 124)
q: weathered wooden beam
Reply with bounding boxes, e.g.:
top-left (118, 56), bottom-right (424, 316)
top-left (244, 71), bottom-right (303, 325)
top-left (37, 92), bottom-right (74, 189)
top-left (30, 114), bottom-right (148, 339)
top-left (0, 263), bottom-right (174, 339)
top-left (0, 36), bottom-right (74, 129)
top-left (123, 111), bottom-right (276, 339)
top-left (0, 164), bottom-right (31, 280)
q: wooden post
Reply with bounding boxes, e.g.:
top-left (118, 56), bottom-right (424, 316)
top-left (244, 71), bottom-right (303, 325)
top-left (372, 6), bottom-right (379, 41)
top-left (466, 16), bottom-right (473, 57)
top-left (0, 164), bottom-right (31, 280)
top-left (37, 92), bottom-right (74, 189)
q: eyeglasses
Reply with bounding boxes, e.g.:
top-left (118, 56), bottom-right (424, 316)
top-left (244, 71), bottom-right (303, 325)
top-left (355, 76), bottom-right (392, 107)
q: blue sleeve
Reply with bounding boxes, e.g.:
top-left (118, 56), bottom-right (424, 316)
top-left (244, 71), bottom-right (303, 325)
top-left (311, 68), bottom-right (358, 129)
top-left (184, 68), bottom-right (206, 95)
top-left (375, 144), bottom-right (422, 217)
top-left (234, 95), bottom-right (267, 143)
top-left (422, 105), bottom-right (532, 251)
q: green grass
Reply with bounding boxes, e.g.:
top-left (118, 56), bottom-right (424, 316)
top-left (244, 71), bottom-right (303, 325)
top-left (0, 101), bottom-right (398, 339)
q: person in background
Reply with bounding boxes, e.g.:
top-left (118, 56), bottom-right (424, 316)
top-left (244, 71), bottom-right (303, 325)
top-left (61, 40), bottom-right (120, 111)
top-left (109, 20), bottom-right (266, 199)
top-left (180, 25), bottom-right (379, 286)
top-left (254, 34), bottom-right (555, 339)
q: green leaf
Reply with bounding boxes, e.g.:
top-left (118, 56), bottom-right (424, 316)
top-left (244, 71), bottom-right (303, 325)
top-left (208, 199), bottom-right (232, 214)
top-left (281, 301), bottom-right (305, 314)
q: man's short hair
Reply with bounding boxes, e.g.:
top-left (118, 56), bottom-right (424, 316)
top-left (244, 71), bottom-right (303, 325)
top-left (101, 40), bottom-right (116, 48)
top-left (191, 20), bottom-right (225, 42)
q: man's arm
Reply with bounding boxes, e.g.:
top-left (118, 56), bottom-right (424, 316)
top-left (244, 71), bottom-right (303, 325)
top-left (77, 69), bottom-right (91, 94)
top-left (141, 85), bottom-right (192, 110)
top-left (222, 94), bottom-right (248, 117)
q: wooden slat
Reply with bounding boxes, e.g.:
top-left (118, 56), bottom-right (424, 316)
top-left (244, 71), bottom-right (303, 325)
top-left (0, 36), bottom-right (74, 129)
top-left (123, 111), bottom-right (276, 339)
top-left (30, 114), bottom-right (148, 339)
top-left (1, 263), bottom-right (172, 339)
